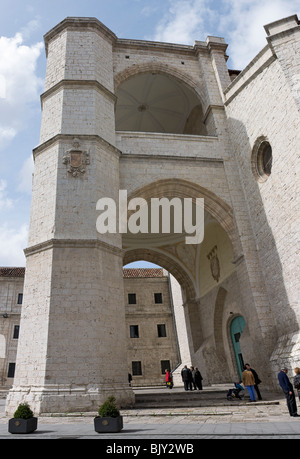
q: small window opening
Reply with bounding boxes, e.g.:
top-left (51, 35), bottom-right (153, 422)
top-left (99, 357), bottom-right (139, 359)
top-left (157, 324), bottom-right (167, 338)
top-left (128, 293), bottom-right (136, 304)
top-left (130, 325), bottom-right (139, 338)
top-left (154, 293), bottom-right (163, 304)
top-left (132, 361), bottom-right (142, 375)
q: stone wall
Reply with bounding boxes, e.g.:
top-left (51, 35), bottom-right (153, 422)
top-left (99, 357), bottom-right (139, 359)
top-left (224, 15), bottom-right (300, 374)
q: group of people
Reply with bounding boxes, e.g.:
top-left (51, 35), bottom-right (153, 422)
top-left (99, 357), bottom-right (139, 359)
top-left (165, 362), bottom-right (300, 418)
top-left (164, 365), bottom-right (203, 390)
top-left (241, 363), bottom-right (262, 401)
top-left (241, 363), bottom-right (300, 417)
top-left (181, 365), bottom-right (203, 391)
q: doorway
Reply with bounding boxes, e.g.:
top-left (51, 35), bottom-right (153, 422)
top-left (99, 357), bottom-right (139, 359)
top-left (230, 316), bottom-right (246, 378)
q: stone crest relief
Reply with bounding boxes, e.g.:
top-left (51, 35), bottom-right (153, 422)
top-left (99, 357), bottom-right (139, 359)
top-left (63, 138), bottom-right (90, 177)
top-left (207, 245), bottom-right (220, 282)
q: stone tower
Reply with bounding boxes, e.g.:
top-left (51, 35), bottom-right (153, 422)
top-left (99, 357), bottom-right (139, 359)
top-left (6, 18), bottom-right (134, 413)
top-left (6, 15), bottom-right (300, 414)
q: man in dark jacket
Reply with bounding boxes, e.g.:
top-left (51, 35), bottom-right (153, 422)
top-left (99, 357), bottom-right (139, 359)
top-left (181, 365), bottom-right (192, 391)
top-left (278, 367), bottom-right (299, 417)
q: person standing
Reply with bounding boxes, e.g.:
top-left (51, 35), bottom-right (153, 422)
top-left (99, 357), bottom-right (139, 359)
top-left (165, 369), bottom-right (173, 389)
top-left (278, 367), bottom-right (299, 417)
top-left (293, 367), bottom-right (300, 402)
top-left (245, 363), bottom-right (262, 400)
top-left (242, 366), bottom-right (256, 401)
top-left (190, 366), bottom-right (197, 390)
top-left (195, 367), bottom-right (203, 390)
top-left (181, 365), bottom-right (192, 391)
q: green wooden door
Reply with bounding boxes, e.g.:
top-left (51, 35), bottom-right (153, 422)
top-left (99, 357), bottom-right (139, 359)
top-left (230, 316), bottom-right (246, 378)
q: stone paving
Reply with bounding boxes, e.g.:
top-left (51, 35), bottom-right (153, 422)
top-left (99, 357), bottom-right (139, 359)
top-left (0, 386), bottom-right (299, 439)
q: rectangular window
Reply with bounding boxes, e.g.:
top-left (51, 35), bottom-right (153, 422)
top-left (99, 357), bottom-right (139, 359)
top-left (17, 293), bottom-right (23, 304)
top-left (157, 324), bottom-right (167, 338)
top-left (154, 293), bottom-right (163, 304)
top-left (13, 325), bottom-right (20, 339)
top-left (130, 325), bottom-right (139, 338)
top-left (132, 361), bottom-right (142, 376)
top-left (7, 363), bottom-right (15, 378)
top-left (128, 293), bottom-right (136, 304)
top-left (161, 360), bottom-right (171, 375)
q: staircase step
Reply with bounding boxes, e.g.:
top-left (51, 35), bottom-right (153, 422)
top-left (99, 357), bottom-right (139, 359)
top-left (134, 389), bottom-right (229, 408)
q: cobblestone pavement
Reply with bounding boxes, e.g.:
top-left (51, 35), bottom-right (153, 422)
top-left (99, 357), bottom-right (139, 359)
top-left (0, 387), bottom-right (299, 439)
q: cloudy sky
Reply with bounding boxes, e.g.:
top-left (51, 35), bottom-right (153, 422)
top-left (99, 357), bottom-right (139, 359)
top-left (0, 0), bottom-right (300, 266)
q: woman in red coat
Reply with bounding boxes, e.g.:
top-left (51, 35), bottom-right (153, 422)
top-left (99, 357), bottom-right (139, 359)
top-left (165, 369), bottom-right (173, 388)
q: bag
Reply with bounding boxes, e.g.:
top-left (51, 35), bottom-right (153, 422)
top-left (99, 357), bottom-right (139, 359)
top-left (294, 376), bottom-right (300, 390)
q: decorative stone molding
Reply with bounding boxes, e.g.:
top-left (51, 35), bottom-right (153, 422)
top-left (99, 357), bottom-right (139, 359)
top-left (207, 245), bottom-right (220, 282)
top-left (62, 138), bottom-right (90, 177)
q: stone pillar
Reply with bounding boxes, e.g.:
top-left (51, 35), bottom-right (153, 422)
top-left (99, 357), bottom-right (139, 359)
top-left (6, 18), bottom-right (134, 415)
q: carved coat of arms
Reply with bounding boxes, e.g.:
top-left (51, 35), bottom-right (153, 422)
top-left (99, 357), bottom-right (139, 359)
top-left (207, 245), bottom-right (220, 282)
top-left (63, 138), bottom-right (90, 177)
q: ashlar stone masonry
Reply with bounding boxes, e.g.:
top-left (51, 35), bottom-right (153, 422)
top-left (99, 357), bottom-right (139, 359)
top-left (5, 15), bottom-right (300, 414)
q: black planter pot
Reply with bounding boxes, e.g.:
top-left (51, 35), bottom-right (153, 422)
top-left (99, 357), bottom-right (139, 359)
top-left (94, 415), bottom-right (123, 433)
top-left (8, 417), bottom-right (38, 434)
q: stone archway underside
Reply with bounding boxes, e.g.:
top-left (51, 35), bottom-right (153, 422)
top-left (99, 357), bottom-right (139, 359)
top-left (123, 248), bottom-right (196, 301)
top-left (122, 178), bottom-right (238, 299)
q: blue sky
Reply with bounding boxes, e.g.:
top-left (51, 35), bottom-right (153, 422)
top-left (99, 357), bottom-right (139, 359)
top-left (0, 0), bottom-right (300, 267)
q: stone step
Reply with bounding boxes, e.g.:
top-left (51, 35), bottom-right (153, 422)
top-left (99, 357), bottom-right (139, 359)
top-left (134, 389), bottom-right (230, 408)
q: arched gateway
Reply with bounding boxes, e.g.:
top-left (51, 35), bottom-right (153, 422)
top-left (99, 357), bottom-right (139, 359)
top-left (6, 16), bottom-right (300, 414)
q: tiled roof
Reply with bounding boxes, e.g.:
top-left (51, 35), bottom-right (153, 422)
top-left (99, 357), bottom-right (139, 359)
top-left (0, 267), bottom-right (166, 279)
top-left (0, 267), bottom-right (25, 277)
top-left (123, 268), bottom-right (165, 278)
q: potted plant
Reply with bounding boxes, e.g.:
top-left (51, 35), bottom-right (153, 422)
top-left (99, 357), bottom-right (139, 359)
top-left (8, 402), bottom-right (38, 434)
top-left (94, 395), bottom-right (123, 433)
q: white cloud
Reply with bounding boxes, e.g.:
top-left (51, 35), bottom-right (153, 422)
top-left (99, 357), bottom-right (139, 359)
top-left (0, 179), bottom-right (13, 210)
top-left (0, 126), bottom-right (17, 150)
top-left (220, 0), bottom-right (300, 68)
top-left (0, 29), bottom-right (43, 151)
top-left (151, 0), bottom-right (300, 68)
top-left (153, 0), bottom-right (213, 44)
top-left (0, 223), bottom-right (28, 266)
top-left (17, 155), bottom-right (34, 195)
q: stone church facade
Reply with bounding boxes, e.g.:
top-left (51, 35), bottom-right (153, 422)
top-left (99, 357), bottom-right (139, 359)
top-left (4, 15), bottom-right (300, 414)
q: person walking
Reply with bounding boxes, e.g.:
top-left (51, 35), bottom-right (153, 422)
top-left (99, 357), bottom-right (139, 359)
top-left (242, 366), bottom-right (256, 401)
top-left (278, 367), bottom-right (299, 417)
top-left (245, 363), bottom-right (262, 400)
top-left (195, 367), bottom-right (203, 390)
top-left (181, 365), bottom-right (192, 391)
top-left (293, 367), bottom-right (300, 402)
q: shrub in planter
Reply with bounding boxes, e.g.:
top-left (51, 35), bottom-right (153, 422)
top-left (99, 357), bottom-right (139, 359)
top-left (8, 402), bottom-right (38, 434)
top-left (94, 396), bottom-right (123, 433)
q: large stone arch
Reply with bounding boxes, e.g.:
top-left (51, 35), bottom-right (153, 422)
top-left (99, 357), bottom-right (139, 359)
top-left (123, 247), bottom-right (196, 301)
top-left (114, 61), bottom-right (208, 110)
top-left (122, 178), bottom-right (239, 358)
top-left (125, 178), bottom-right (239, 257)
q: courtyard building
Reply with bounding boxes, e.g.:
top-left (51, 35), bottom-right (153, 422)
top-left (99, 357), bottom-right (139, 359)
top-left (0, 267), bottom-right (185, 389)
